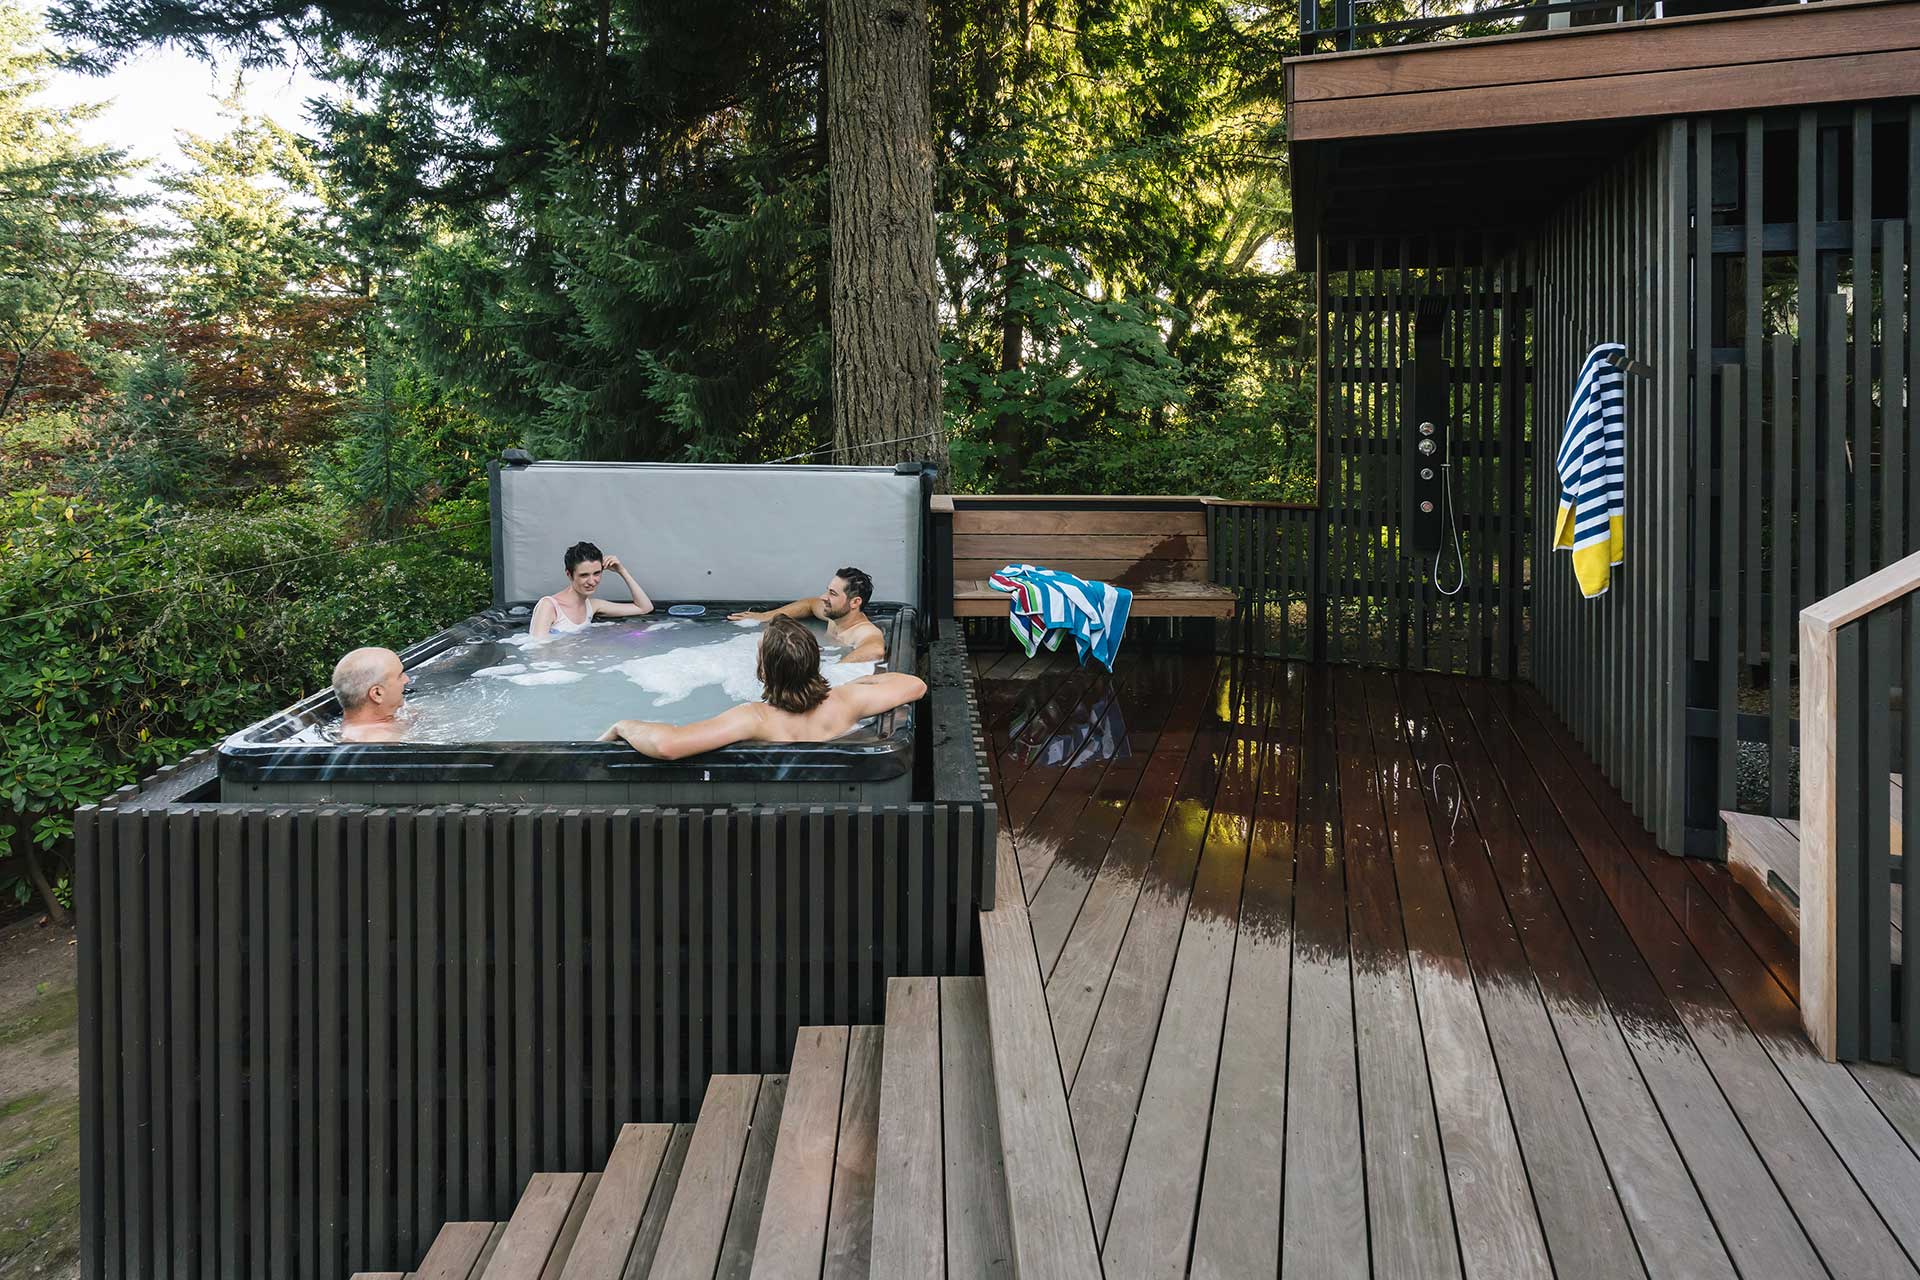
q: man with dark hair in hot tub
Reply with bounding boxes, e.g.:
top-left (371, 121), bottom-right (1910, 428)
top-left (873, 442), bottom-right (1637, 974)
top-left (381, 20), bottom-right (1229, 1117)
top-left (598, 616), bottom-right (924, 759)
top-left (728, 566), bottom-right (884, 663)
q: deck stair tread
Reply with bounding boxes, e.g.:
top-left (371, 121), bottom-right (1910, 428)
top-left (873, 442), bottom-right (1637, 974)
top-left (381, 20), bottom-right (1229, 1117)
top-left (716, 1075), bottom-right (789, 1279)
top-left (750, 1027), bottom-right (853, 1278)
top-left (862, 975), bottom-right (1018, 1277)
top-left (935, 977), bottom-right (1016, 1277)
top-left (648, 1075), bottom-right (765, 1278)
top-left (1723, 787), bottom-right (1904, 957)
top-left (479, 1172), bottom-right (588, 1279)
top-left (821, 1025), bottom-right (885, 1277)
top-left (871, 978), bottom-right (944, 1275)
top-left (557, 1124), bottom-right (679, 1280)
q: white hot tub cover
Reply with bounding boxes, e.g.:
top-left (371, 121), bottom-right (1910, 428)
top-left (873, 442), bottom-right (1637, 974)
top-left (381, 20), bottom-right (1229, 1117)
top-left (491, 460), bottom-right (927, 612)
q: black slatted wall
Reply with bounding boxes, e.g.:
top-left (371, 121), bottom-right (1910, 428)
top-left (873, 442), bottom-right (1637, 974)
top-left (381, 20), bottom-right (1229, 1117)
top-left (1531, 125), bottom-right (1692, 855)
top-left (1686, 104), bottom-right (1918, 847)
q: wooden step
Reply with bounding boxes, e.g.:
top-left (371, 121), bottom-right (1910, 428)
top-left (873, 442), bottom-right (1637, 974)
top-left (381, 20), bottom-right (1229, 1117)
top-left (648, 1075), bottom-right (765, 1278)
top-left (978, 830), bottom-right (1103, 1279)
top-left (478, 1172), bottom-right (592, 1279)
top-left (935, 978), bottom-right (1015, 1278)
top-left (751, 1027), bottom-right (850, 1278)
top-left (716, 1075), bottom-right (789, 1280)
top-left (349, 1219), bottom-right (505, 1278)
top-left (1724, 811), bottom-right (1806, 941)
top-left (868, 976), bottom-right (1015, 1280)
top-left (625, 1124), bottom-right (697, 1278)
top-left (556, 1123), bottom-right (679, 1279)
top-left (821, 1025), bottom-right (884, 1279)
top-left (1723, 806), bottom-right (1904, 960)
top-left (871, 978), bottom-right (943, 1275)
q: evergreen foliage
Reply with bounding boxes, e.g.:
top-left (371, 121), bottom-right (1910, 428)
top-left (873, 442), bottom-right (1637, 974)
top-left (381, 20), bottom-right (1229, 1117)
top-left (0, 1), bottom-right (141, 419)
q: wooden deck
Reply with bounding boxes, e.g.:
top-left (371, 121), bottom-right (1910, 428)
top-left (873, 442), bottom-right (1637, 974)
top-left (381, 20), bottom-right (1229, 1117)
top-left (975, 646), bottom-right (1920, 1279)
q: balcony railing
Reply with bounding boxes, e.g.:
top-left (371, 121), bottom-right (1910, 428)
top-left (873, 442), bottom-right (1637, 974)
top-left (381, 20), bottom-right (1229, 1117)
top-left (1800, 549), bottom-right (1920, 1067)
top-left (1296, 0), bottom-right (1763, 56)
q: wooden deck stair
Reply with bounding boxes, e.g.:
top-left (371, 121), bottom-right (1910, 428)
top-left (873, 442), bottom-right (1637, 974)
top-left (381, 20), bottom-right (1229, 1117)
top-left (351, 977), bottom-right (1013, 1280)
top-left (1722, 777), bottom-right (1904, 957)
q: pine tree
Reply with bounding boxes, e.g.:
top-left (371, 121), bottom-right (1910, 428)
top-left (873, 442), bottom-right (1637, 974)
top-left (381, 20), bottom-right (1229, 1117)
top-left (0, 0), bottom-right (140, 419)
top-left (152, 82), bottom-right (364, 472)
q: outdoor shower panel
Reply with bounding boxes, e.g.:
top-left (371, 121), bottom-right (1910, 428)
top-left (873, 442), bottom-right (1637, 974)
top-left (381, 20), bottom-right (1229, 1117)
top-left (1406, 296), bottom-right (1451, 556)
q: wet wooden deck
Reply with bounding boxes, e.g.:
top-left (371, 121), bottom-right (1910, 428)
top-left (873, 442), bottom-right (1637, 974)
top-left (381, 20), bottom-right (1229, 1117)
top-left (973, 646), bottom-right (1920, 1279)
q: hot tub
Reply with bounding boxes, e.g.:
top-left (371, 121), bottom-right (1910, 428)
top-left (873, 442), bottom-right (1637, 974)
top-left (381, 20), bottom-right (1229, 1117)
top-left (218, 602), bottom-right (920, 805)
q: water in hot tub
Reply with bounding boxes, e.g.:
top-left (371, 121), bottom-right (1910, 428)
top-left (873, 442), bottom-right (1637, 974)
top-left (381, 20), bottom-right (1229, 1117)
top-left (322, 615), bottom-right (880, 743)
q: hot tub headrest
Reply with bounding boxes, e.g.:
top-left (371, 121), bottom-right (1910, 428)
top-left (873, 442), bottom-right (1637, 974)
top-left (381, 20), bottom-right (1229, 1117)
top-left (491, 461), bottom-right (925, 612)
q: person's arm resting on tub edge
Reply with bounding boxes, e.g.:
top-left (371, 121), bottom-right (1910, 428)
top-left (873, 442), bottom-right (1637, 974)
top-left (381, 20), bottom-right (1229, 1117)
top-left (599, 672), bottom-right (929, 760)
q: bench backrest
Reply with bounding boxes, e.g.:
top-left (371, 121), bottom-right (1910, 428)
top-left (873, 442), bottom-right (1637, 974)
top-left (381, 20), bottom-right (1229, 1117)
top-left (949, 496), bottom-right (1214, 589)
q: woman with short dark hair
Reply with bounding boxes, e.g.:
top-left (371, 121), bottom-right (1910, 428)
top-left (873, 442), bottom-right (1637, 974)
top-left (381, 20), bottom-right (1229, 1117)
top-left (529, 539), bottom-right (654, 638)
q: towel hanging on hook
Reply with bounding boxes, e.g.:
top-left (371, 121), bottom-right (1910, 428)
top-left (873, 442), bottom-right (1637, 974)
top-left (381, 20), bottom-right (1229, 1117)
top-left (1554, 343), bottom-right (1629, 599)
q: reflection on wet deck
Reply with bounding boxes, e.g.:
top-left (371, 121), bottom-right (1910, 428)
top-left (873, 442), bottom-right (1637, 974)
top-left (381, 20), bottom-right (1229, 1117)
top-left (973, 646), bottom-right (1920, 1279)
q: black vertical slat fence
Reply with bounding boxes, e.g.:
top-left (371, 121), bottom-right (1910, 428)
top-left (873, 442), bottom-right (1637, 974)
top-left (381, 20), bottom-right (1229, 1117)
top-left (1530, 125), bottom-right (1691, 854)
top-left (73, 798), bottom-right (994, 1279)
top-left (1209, 238), bottom-right (1531, 677)
top-left (1828, 596), bottom-right (1917, 1067)
top-left (1688, 105), bottom-right (1918, 850)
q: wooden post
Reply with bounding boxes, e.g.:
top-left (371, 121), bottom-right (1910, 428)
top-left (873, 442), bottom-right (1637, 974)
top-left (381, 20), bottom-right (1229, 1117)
top-left (1799, 609), bottom-right (1840, 1059)
top-left (1799, 547), bottom-right (1920, 1060)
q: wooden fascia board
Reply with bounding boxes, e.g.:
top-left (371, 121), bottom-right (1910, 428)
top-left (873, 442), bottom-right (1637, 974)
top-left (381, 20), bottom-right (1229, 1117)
top-left (1286, 0), bottom-right (1920, 141)
top-left (1292, 46), bottom-right (1920, 141)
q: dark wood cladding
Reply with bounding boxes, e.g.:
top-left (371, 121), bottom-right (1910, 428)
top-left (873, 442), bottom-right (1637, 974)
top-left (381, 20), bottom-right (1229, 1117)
top-left (73, 798), bottom-right (992, 1278)
top-left (1681, 106), bottom-right (1916, 851)
top-left (1531, 127), bottom-right (1690, 854)
top-left (1285, 0), bottom-right (1920, 142)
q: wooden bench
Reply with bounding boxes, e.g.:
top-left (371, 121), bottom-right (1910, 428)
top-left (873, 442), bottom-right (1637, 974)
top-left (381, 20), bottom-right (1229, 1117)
top-left (936, 495), bottom-right (1238, 619)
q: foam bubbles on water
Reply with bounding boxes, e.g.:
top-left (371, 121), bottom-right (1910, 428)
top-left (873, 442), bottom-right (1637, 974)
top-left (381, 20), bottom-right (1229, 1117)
top-left (825, 661), bottom-right (877, 687)
top-left (615, 633), bottom-right (880, 707)
top-left (473, 663), bottom-right (528, 677)
top-left (508, 669), bottom-right (589, 686)
top-left (616, 632), bottom-right (762, 705)
top-left (731, 617), bottom-right (762, 628)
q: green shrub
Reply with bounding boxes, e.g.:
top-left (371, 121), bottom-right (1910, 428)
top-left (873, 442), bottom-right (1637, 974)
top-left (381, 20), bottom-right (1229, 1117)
top-left (0, 488), bottom-right (489, 907)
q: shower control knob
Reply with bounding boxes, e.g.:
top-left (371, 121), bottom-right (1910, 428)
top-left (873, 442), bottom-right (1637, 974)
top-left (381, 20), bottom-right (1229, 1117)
top-left (1418, 439), bottom-right (1437, 456)
top-left (1419, 421), bottom-right (1435, 436)
top-left (1420, 467), bottom-right (1434, 480)
top-left (1420, 500), bottom-right (1435, 514)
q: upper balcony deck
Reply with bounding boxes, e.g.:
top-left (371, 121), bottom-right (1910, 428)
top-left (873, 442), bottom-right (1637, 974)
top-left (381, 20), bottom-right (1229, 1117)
top-left (1285, 0), bottom-right (1920, 261)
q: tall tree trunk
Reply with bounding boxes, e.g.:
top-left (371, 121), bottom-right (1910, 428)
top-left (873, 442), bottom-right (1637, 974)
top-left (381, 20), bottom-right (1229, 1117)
top-left (814, 0), bottom-right (834, 455)
top-left (827, 0), bottom-right (945, 473)
top-left (993, 0), bottom-right (1033, 489)
top-left (11, 826), bottom-right (68, 927)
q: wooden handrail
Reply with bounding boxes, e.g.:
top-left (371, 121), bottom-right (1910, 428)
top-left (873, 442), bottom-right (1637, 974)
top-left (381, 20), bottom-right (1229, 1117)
top-left (1802, 549), bottom-right (1920, 633)
top-left (1799, 547), bottom-right (1920, 1060)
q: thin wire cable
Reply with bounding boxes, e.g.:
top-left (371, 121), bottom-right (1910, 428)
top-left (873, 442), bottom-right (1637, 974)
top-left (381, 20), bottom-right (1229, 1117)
top-left (765, 429), bottom-right (946, 465)
top-left (0, 519), bottom-right (489, 627)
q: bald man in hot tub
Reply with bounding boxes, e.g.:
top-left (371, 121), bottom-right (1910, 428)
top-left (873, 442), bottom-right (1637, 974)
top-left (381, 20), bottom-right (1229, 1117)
top-left (599, 616), bottom-right (924, 759)
top-left (332, 647), bottom-right (411, 742)
top-left (728, 566), bottom-right (885, 663)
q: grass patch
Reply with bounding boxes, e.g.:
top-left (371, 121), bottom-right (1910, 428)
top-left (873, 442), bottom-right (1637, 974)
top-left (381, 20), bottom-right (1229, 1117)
top-left (0, 1088), bottom-right (81, 1277)
top-left (0, 983), bottom-right (78, 1053)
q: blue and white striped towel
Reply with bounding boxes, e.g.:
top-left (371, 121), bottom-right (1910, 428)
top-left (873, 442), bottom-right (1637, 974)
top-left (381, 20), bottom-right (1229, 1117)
top-left (1553, 342), bottom-right (1627, 598)
top-left (987, 564), bottom-right (1133, 672)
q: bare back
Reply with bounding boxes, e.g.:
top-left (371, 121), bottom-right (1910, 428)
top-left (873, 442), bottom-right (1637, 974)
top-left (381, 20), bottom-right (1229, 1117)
top-left (739, 673), bottom-right (916, 743)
